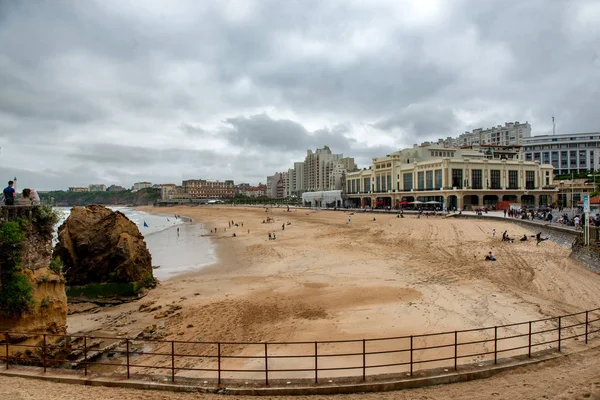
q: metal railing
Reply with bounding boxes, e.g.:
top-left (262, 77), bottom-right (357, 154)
top-left (1, 308), bottom-right (599, 386)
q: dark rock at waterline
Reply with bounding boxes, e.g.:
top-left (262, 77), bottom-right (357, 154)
top-left (53, 205), bottom-right (154, 286)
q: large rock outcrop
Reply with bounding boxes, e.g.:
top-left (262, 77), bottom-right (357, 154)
top-left (0, 205), bottom-right (67, 336)
top-left (54, 205), bottom-right (154, 289)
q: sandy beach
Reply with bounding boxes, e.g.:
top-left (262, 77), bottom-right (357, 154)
top-left (57, 205), bottom-right (600, 394)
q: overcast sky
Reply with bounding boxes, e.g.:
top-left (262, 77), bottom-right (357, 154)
top-left (1, 0), bottom-right (599, 190)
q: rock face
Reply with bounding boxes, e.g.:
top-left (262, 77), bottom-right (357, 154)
top-left (54, 205), bottom-right (153, 286)
top-left (0, 205), bottom-right (67, 335)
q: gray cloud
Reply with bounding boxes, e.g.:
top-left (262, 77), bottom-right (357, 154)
top-left (1, 0), bottom-right (599, 189)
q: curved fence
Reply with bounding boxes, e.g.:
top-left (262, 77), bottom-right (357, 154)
top-left (2, 308), bottom-right (600, 387)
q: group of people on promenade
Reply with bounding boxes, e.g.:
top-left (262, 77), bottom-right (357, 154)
top-left (2, 180), bottom-right (40, 206)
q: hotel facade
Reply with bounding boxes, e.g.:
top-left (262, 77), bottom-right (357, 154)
top-left (522, 132), bottom-right (600, 175)
top-left (345, 145), bottom-right (557, 210)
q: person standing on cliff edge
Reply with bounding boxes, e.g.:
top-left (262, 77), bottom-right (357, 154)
top-left (3, 180), bottom-right (16, 205)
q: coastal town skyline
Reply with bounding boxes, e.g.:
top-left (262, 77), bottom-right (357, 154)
top-left (1, 1), bottom-right (599, 190)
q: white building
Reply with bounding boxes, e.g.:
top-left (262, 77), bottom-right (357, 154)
top-left (345, 143), bottom-right (556, 210)
top-left (132, 181), bottom-right (152, 192)
top-left (458, 121), bottom-right (531, 147)
top-left (302, 190), bottom-right (344, 208)
top-left (522, 132), bottom-right (600, 175)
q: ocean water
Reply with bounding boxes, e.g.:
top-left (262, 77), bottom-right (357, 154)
top-left (54, 207), bottom-right (217, 281)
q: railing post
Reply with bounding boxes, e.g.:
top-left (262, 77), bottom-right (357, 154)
top-left (264, 342), bottom-right (269, 386)
top-left (585, 311), bottom-right (589, 344)
top-left (83, 336), bottom-right (87, 376)
top-left (126, 339), bottom-right (130, 379)
top-left (4, 333), bottom-right (8, 370)
top-left (314, 341), bottom-right (318, 384)
top-left (558, 317), bottom-right (562, 352)
top-left (171, 341), bottom-right (175, 383)
top-left (494, 326), bottom-right (498, 364)
top-left (528, 322), bottom-right (532, 358)
top-left (217, 343), bottom-right (221, 385)
top-left (42, 334), bottom-right (47, 373)
top-left (454, 331), bottom-right (458, 371)
top-left (362, 339), bottom-right (366, 382)
top-left (410, 336), bottom-right (413, 376)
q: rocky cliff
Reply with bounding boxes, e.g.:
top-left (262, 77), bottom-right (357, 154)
top-left (54, 205), bottom-right (154, 301)
top-left (0, 206), bottom-right (67, 335)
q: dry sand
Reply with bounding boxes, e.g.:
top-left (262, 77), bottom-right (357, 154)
top-left (27, 206), bottom-right (600, 396)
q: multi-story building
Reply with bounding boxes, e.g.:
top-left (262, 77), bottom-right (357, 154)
top-left (88, 184), bottom-right (106, 192)
top-left (151, 183), bottom-right (177, 200)
top-left (235, 183), bottom-right (251, 195)
top-left (457, 121), bottom-right (531, 147)
top-left (303, 146), bottom-right (344, 192)
top-left (182, 179), bottom-right (235, 199)
top-left (522, 132), bottom-right (600, 175)
top-left (341, 157), bottom-right (358, 172)
top-left (266, 172), bottom-right (287, 198)
top-left (293, 161), bottom-right (305, 196)
top-left (246, 184), bottom-right (267, 198)
top-left (68, 187), bottom-right (89, 192)
top-left (345, 144), bottom-right (557, 210)
top-left (132, 182), bottom-right (152, 192)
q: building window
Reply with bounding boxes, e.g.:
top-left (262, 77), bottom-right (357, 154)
top-left (534, 153), bottom-right (541, 161)
top-left (471, 170), bottom-right (482, 189)
top-left (435, 170), bottom-right (442, 189)
top-left (418, 171), bottom-right (425, 189)
top-left (426, 171), bottom-right (433, 189)
top-left (376, 176), bottom-right (381, 192)
top-left (508, 170), bottom-right (518, 189)
top-left (452, 169), bottom-right (463, 189)
top-left (526, 171), bottom-right (535, 189)
top-left (403, 173), bottom-right (413, 191)
top-left (364, 178), bottom-right (370, 192)
top-left (525, 153), bottom-right (532, 161)
top-left (543, 152), bottom-right (550, 164)
top-left (388, 175), bottom-right (392, 191)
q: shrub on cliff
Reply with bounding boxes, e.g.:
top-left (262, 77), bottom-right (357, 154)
top-left (0, 220), bottom-right (33, 315)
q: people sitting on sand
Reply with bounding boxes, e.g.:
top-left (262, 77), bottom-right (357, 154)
top-left (232, 233), bottom-right (236, 237)
top-left (273, 233), bottom-right (276, 240)
top-left (520, 234), bottom-right (528, 241)
top-left (485, 251), bottom-right (496, 261)
top-left (268, 232), bottom-right (272, 240)
top-left (372, 217), bottom-right (376, 221)
top-left (502, 231), bottom-right (514, 243)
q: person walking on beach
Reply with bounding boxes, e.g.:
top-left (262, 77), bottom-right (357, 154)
top-left (282, 223), bottom-right (285, 231)
top-left (492, 229), bottom-right (496, 237)
top-left (268, 232), bottom-right (272, 240)
top-left (177, 227), bottom-right (180, 237)
top-left (3, 180), bottom-right (16, 205)
top-left (503, 209), bottom-right (507, 217)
